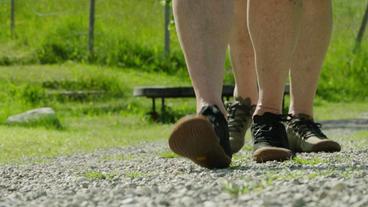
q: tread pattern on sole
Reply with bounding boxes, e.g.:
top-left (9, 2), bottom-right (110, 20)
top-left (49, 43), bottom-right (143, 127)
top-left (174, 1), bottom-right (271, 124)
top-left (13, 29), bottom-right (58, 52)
top-left (169, 115), bottom-right (231, 169)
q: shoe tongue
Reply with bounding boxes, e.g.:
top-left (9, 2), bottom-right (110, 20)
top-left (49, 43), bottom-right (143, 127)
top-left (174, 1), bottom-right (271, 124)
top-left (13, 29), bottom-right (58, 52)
top-left (199, 105), bottom-right (223, 118)
top-left (233, 97), bottom-right (256, 114)
top-left (234, 97), bottom-right (251, 106)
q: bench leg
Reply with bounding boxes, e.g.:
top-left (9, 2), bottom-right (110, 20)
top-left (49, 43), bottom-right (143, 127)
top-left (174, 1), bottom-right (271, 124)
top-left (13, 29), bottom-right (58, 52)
top-left (149, 98), bottom-right (160, 120)
top-left (161, 98), bottom-right (166, 113)
top-left (152, 98), bottom-right (156, 113)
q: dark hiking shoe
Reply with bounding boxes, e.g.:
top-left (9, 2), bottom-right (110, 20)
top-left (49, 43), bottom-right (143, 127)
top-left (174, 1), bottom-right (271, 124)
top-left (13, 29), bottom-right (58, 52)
top-left (286, 114), bottom-right (341, 153)
top-left (169, 105), bottom-right (232, 169)
top-left (227, 97), bottom-right (256, 154)
top-left (251, 112), bottom-right (292, 163)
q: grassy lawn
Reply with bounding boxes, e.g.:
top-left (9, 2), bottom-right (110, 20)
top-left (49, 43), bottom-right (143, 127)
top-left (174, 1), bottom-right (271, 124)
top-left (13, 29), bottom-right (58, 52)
top-left (0, 114), bottom-right (172, 164)
top-left (0, 63), bottom-right (367, 164)
top-left (0, 0), bottom-right (367, 100)
top-left (0, 63), bottom-right (192, 164)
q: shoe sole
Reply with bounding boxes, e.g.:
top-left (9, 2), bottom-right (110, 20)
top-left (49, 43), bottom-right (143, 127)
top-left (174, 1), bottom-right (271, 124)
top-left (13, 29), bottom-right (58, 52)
top-left (311, 140), bottom-right (341, 153)
top-left (169, 115), bottom-right (231, 169)
top-left (253, 147), bottom-right (293, 163)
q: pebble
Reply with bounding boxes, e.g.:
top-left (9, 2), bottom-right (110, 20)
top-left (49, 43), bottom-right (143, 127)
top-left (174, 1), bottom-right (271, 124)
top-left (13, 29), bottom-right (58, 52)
top-left (0, 128), bottom-right (367, 207)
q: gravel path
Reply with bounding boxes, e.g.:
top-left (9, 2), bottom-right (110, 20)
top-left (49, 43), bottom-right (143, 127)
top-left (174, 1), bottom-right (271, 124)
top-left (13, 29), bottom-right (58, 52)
top-left (1, 125), bottom-right (368, 207)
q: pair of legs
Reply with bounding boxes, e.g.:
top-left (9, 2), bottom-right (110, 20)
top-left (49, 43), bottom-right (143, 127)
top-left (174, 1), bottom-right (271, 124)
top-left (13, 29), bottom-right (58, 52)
top-left (173, 0), bottom-right (332, 116)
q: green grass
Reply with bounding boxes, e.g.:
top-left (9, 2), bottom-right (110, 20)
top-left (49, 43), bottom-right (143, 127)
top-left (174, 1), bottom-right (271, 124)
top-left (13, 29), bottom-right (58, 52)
top-left (351, 130), bottom-right (368, 140)
top-left (0, 63), bottom-right (367, 164)
top-left (0, 63), bottom-right (192, 121)
top-left (0, 0), bottom-right (367, 100)
top-left (0, 63), bottom-right (192, 164)
top-left (159, 151), bottom-right (179, 159)
top-left (0, 114), bottom-right (172, 164)
top-left (314, 101), bottom-right (368, 120)
top-left (223, 167), bottom-right (361, 197)
top-left (125, 171), bottom-right (146, 179)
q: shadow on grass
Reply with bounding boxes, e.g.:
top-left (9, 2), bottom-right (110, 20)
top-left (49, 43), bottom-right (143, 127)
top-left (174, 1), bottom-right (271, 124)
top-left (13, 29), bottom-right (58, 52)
top-left (146, 107), bottom-right (192, 124)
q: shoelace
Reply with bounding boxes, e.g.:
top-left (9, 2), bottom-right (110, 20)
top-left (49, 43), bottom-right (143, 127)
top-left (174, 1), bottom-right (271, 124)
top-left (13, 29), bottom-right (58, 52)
top-left (227, 102), bottom-right (251, 133)
top-left (252, 114), bottom-right (287, 146)
top-left (288, 116), bottom-right (327, 139)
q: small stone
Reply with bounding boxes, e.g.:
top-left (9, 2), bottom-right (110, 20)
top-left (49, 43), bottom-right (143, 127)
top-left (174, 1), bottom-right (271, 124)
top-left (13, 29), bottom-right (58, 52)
top-left (203, 201), bottom-right (217, 207)
top-left (293, 198), bottom-right (306, 207)
top-left (122, 198), bottom-right (135, 205)
top-left (332, 183), bottom-right (346, 191)
top-left (6, 107), bottom-right (61, 128)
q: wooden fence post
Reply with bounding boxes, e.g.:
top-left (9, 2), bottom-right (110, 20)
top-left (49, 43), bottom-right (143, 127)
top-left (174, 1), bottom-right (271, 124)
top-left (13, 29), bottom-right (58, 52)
top-left (10, 0), bottom-right (15, 38)
top-left (354, 3), bottom-right (368, 52)
top-left (88, 0), bottom-right (96, 59)
top-left (164, 0), bottom-right (171, 57)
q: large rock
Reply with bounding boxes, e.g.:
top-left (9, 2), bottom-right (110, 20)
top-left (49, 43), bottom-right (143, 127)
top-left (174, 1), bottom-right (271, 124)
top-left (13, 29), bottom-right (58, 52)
top-left (6, 107), bottom-right (62, 128)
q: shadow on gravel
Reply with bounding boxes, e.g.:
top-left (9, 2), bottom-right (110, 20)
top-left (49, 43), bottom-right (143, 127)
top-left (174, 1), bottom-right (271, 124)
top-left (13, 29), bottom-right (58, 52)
top-left (320, 119), bottom-right (368, 129)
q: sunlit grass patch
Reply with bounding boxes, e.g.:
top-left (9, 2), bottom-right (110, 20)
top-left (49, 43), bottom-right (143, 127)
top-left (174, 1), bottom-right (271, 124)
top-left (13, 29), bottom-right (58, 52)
top-left (125, 171), bottom-right (146, 179)
top-left (292, 156), bottom-right (326, 166)
top-left (83, 170), bottom-right (117, 180)
top-left (159, 151), bottom-right (178, 159)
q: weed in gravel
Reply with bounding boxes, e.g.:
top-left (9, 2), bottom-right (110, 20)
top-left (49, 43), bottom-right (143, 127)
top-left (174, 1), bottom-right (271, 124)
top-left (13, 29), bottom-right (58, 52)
top-left (292, 156), bottom-right (325, 165)
top-left (125, 171), bottom-right (146, 179)
top-left (223, 179), bottom-right (271, 197)
top-left (241, 144), bottom-right (254, 152)
top-left (159, 151), bottom-right (178, 159)
top-left (223, 181), bottom-right (251, 196)
top-left (83, 170), bottom-right (117, 180)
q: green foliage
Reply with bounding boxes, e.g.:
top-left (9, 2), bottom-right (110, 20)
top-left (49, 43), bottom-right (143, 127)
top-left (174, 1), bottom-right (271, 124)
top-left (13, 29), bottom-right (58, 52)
top-left (38, 21), bottom-right (89, 64)
top-left (0, 0), bottom-right (367, 100)
top-left (319, 49), bottom-right (368, 101)
top-left (0, 64), bottom-right (367, 164)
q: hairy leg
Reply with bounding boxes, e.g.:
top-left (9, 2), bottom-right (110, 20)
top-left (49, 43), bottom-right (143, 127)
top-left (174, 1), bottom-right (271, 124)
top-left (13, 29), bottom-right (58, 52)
top-left (247, 0), bottom-right (303, 115)
top-left (289, 0), bottom-right (333, 116)
top-left (229, 0), bottom-right (257, 104)
top-left (173, 0), bottom-right (235, 115)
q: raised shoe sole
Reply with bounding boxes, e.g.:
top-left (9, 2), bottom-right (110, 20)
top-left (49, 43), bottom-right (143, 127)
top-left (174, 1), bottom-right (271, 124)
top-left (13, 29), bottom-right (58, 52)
top-left (169, 115), bottom-right (231, 169)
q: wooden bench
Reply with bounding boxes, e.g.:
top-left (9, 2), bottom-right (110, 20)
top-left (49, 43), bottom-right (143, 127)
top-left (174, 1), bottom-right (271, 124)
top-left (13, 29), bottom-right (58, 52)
top-left (133, 85), bottom-right (290, 114)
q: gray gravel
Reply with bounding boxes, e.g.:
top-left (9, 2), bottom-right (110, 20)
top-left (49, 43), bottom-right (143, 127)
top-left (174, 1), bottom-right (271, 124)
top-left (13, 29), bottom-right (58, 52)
top-left (1, 127), bottom-right (368, 207)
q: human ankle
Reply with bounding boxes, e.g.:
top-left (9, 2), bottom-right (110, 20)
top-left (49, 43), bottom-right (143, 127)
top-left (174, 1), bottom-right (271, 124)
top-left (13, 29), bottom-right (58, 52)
top-left (197, 100), bottom-right (227, 117)
top-left (288, 111), bottom-right (313, 120)
top-left (253, 105), bottom-right (281, 116)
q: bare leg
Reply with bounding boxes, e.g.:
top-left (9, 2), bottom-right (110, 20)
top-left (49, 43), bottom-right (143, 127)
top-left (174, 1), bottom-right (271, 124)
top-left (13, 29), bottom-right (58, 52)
top-left (247, 0), bottom-right (303, 115)
top-left (229, 0), bottom-right (257, 104)
top-left (289, 0), bottom-right (333, 117)
top-left (173, 0), bottom-right (234, 115)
